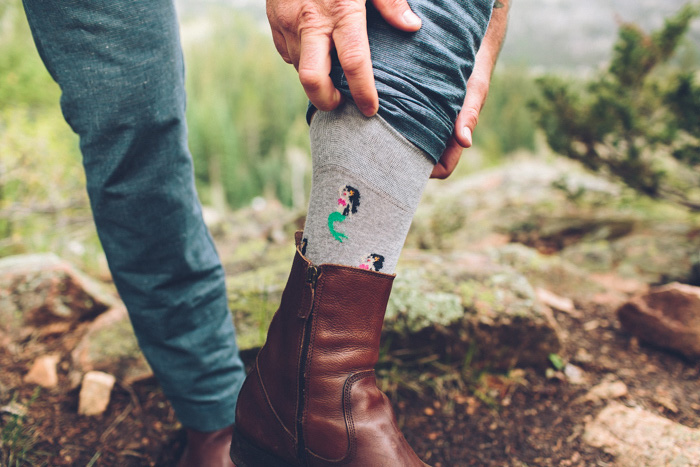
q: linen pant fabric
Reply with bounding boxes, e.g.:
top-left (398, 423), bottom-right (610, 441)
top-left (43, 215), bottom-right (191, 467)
top-left (308, 0), bottom-right (496, 161)
top-left (21, 0), bottom-right (246, 431)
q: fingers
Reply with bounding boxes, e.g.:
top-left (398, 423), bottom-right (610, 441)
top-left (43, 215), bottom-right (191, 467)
top-left (298, 32), bottom-right (343, 111)
top-left (333, 12), bottom-right (379, 116)
top-left (267, 0), bottom-right (381, 115)
top-left (431, 137), bottom-right (463, 179)
top-left (371, 0), bottom-right (422, 31)
top-left (454, 106), bottom-right (479, 148)
top-left (453, 76), bottom-right (490, 147)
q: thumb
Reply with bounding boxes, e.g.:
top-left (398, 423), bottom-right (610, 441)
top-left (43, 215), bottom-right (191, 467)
top-left (454, 106), bottom-right (479, 148)
top-left (371, 0), bottom-right (422, 31)
top-left (454, 77), bottom-right (489, 148)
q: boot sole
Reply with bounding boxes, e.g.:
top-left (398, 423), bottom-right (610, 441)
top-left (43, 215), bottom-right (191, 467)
top-left (230, 425), bottom-right (296, 467)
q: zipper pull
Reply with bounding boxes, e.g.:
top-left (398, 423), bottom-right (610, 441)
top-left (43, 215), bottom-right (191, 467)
top-left (306, 265), bottom-right (318, 289)
top-left (298, 265), bottom-right (318, 319)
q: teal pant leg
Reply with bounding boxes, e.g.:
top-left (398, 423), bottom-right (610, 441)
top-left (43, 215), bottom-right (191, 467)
top-left (22, 0), bottom-right (245, 431)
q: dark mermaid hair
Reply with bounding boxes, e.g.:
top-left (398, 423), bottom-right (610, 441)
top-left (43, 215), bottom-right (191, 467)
top-left (342, 185), bottom-right (360, 217)
top-left (370, 253), bottom-right (385, 272)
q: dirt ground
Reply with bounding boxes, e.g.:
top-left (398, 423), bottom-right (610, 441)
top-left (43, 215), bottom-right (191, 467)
top-left (1, 289), bottom-right (699, 466)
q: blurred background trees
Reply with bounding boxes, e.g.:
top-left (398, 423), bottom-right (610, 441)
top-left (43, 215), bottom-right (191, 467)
top-left (0, 0), bottom-right (698, 269)
top-left (531, 3), bottom-right (700, 210)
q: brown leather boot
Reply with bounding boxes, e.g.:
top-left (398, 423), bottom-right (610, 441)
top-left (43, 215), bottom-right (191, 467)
top-left (177, 425), bottom-right (236, 467)
top-left (230, 233), bottom-right (428, 467)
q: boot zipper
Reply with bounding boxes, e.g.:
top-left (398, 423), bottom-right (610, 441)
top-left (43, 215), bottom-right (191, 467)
top-left (306, 265), bottom-right (318, 291)
top-left (296, 265), bottom-right (318, 465)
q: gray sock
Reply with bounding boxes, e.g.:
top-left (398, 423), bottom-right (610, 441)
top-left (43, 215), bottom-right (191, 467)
top-left (302, 102), bottom-right (434, 274)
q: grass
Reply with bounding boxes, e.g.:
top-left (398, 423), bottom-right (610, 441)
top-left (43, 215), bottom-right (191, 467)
top-left (0, 388), bottom-right (48, 467)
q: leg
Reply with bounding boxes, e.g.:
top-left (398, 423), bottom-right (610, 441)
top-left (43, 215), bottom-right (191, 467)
top-left (231, 103), bottom-right (433, 467)
top-left (232, 0), bottom-right (495, 462)
top-left (21, 0), bottom-right (245, 437)
top-left (302, 103), bottom-right (434, 273)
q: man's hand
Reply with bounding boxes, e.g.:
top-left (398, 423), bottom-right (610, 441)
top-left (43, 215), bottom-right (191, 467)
top-left (431, 0), bottom-right (510, 179)
top-left (267, 0), bottom-right (422, 117)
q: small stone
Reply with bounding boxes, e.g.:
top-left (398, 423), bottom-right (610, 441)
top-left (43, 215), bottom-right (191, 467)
top-left (24, 354), bottom-right (60, 388)
top-left (576, 375), bottom-right (628, 404)
top-left (573, 348), bottom-right (593, 364)
top-left (0, 401), bottom-right (27, 418)
top-left (536, 288), bottom-right (578, 316)
top-left (563, 364), bottom-right (587, 385)
top-left (653, 389), bottom-right (679, 413)
top-left (78, 371), bottom-right (116, 416)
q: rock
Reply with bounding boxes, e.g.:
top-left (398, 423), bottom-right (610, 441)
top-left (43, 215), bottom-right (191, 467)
top-left (227, 245), bottom-right (563, 369)
top-left (617, 282), bottom-right (700, 359)
top-left (71, 305), bottom-right (152, 387)
top-left (536, 288), bottom-right (578, 316)
top-left (576, 375), bottom-right (628, 404)
top-left (78, 371), bottom-right (116, 416)
top-left (563, 363), bottom-right (587, 385)
top-left (563, 229), bottom-right (699, 284)
top-left (24, 354), bottom-right (60, 388)
top-left (0, 401), bottom-right (28, 418)
top-left (408, 157), bottom-right (622, 253)
top-left (384, 250), bottom-right (563, 369)
top-left (0, 254), bottom-right (116, 335)
top-left (583, 401), bottom-right (700, 466)
top-left (488, 243), bottom-right (604, 303)
top-left (407, 155), bottom-right (698, 286)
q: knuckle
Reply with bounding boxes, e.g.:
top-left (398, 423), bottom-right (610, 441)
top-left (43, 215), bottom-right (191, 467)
top-left (330, 0), bottom-right (364, 16)
top-left (464, 107), bottom-right (480, 125)
top-left (268, 5), bottom-right (296, 31)
top-left (386, 0), bottom-right (408, 9)
top-left (298, 6), bottom-right (322, 26)
top-left (336, 35), bottom-right (366, 71)
top-left (298, 69), bottom-right (325, 91)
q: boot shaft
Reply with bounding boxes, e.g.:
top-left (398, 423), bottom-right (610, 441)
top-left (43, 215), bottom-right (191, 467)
top-left (234, 234), bottom-right (425, 466)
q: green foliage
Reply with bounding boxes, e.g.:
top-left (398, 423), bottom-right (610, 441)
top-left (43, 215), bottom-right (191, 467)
top-left (0, 0), bottom-right (99, 266)
top-left (183, 12), bottom-right (311, 209)
top-left (0, 107), bottom-right (94, 259)
top-left (475, 67), bottom-right (538, 159)
top-left (548, 353), bottom-right (565, 370)
top-left (0, 388), bottom-right (47, 467)
top-left (531, 3), bottom-right (700, 210)
top-left (0, 2), bottom-right (60, 109)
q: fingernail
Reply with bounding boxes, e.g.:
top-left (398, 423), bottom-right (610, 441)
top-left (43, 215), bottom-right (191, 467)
top-left (403, 10), bottom-right (422, 27)
top-left (360, 104), bottom-right (377, 117)
top-left (462, 126), bottom-right (472, 146)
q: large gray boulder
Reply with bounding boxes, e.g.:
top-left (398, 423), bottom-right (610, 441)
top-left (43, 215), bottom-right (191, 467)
top-left (408, 156), bottom-right (699, 285)
top-left (408, 157), bottom-right (622, 252)
top-left (227, 243), bottom-right (563, 369)
top-left (386, 250), bottom-right (562, 369)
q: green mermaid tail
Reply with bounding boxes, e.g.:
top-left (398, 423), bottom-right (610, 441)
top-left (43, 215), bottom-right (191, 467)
top-left (328, 211), bottom-right (348, 242)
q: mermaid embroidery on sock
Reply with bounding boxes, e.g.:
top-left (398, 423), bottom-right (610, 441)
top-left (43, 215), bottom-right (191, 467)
top-left (301, 237), bottom-right (308, 256)
top-left (359, 253), bottom-right (385, 272)
top-left (328, 185), bottom-right (360, 242)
